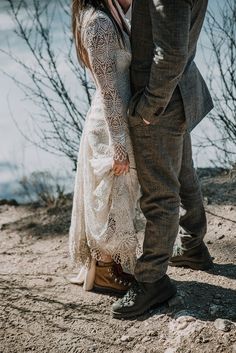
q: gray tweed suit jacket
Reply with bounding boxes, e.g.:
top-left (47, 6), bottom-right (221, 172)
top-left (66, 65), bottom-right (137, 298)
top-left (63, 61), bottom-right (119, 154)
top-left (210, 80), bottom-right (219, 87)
top-left (129, 0), bottom-right (213, 130)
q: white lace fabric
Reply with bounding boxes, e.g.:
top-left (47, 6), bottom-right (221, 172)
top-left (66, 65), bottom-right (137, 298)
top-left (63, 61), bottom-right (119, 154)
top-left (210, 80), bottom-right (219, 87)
top-left (84, 12), bottom-right (128, 163)
top-left (69, 8), bottom-right (145, 276)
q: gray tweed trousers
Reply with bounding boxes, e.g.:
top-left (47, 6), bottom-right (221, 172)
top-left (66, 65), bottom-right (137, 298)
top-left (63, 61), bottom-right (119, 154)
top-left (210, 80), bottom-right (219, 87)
top-left (129, 88), bottom-right (207, 283)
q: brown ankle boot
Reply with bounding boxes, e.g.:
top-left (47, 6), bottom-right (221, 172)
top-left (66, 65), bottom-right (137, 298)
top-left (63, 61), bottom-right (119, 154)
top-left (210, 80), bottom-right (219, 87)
top-left (93, 261), bottom-right (134, 295)
top-left (113, 263), bottom-right (135, 282)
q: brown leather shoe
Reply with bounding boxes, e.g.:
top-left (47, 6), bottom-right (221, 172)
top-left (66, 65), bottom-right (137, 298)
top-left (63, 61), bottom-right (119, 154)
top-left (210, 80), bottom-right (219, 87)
top-left (93, 261), bottom-right (134, 295)
top-left (169, 242), bottom-right (213, 270)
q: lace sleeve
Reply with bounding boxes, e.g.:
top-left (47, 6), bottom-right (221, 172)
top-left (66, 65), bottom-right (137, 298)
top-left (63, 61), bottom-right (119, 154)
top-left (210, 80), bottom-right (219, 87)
top-left (83, 13), bottom-right (127, 163)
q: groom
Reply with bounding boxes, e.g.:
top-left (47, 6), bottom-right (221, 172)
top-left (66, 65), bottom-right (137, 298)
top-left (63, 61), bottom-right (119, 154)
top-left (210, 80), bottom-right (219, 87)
top-left (112, 0), bottom-right (213, 318)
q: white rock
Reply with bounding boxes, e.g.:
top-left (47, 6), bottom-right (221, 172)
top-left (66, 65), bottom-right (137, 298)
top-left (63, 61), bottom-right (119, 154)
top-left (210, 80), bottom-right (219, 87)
top-left (147, 329), bottom-right (158, 337)
top-left (164, 349), bottom-right (176, 353)
top-left (153, 313), bottom-right (165, 320)
top-left (177, 321), bottom-right (188, 330)
top-left (88, 344), bottom-right (97, 352)
top-left (120, 335), bottom-right (132, 342)
top-left (174, 310), bottom-right (196, 320)
top-left (142, 336), bottom-right (151, 343)
top-left (209, 304), bottom-right (221, 316)
top-left (176, 315), bottom-right (196, 323)
top-left (214, 319), bottom-right (233, 332)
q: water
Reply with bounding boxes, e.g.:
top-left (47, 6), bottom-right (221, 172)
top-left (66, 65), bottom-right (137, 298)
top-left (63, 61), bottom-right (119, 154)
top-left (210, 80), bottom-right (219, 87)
top-left (0, 0), bottom-right (77, 201)
top-left (0, 0), bottom-right (225, 202)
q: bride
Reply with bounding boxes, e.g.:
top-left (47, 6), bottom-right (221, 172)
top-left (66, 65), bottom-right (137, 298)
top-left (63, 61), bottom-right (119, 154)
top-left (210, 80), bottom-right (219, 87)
top-left (69, 0), bottom-right (144, 294)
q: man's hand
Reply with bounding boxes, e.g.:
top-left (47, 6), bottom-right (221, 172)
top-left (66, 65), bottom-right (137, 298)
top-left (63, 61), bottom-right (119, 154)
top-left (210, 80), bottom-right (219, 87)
top-left (113, 157), bottom-right (130, 176)
top-left (143, 118), bottom-right (151, 125)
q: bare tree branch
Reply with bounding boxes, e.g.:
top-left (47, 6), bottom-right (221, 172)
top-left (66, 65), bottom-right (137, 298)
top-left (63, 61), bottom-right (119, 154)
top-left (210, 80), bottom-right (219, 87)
top-left (1, 0), bottom-right (94, 169)
top-left (202, 0), bottom-right (236, 166)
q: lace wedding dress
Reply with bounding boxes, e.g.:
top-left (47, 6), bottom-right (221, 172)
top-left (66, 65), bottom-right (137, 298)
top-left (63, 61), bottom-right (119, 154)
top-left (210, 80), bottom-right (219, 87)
top-left (69, 5), bottom-right (144, 290)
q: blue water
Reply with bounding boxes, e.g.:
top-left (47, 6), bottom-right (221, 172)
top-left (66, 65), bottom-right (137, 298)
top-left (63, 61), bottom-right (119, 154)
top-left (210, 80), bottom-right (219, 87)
top-left (0, 0), bottom-right (77, 201)
top-left (0, 0), bottom-right (225, 202)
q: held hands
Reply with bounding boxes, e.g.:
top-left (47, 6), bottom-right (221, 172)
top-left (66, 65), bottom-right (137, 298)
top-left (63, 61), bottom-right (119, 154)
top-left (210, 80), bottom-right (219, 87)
top-left (112, 142), bottom-right (129, 176)
top-left (112, 155), bottom-right (130, 176)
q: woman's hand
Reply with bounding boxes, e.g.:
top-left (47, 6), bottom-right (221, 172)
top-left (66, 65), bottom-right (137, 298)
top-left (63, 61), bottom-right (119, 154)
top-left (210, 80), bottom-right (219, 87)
top-left (113, 156), bottom-right (130, 176)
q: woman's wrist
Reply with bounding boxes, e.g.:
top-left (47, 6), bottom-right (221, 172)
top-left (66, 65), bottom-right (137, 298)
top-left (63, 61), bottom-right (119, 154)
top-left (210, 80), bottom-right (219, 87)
top-left (114, 142), bottom-right (127, 163)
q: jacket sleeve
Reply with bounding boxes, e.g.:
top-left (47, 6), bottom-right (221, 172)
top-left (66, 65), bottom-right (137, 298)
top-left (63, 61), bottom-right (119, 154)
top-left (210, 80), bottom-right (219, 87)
top-left (135, 0), bottom-right (192, 122)
top-left (83, 14), bottom-right (127, 163)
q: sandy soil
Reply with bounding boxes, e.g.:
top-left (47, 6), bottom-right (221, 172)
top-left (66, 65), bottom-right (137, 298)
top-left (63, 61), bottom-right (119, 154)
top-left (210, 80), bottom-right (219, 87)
top-left (0, 169), bottom-right (235, 353)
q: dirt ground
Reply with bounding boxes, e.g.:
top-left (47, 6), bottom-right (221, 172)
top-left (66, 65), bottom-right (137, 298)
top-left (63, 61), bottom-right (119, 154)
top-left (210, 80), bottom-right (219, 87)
top-left (0, 169), bottom-right (236, 353)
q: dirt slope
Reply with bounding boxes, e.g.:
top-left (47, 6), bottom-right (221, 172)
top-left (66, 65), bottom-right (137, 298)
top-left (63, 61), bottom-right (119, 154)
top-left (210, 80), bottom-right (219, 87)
top-left (0, 170), bottom-right (235, 353)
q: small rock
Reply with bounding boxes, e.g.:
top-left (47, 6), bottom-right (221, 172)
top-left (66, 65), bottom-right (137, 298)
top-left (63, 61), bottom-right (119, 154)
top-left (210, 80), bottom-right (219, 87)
top-left (209, 304), bottom-right (221, 316)
top-left (168, 294), bottom-right (185, 308)
top-left (213, 299), bottom-right (221, 305)
top-left (207, 240), bottom-right (213, 245)
top-left (218, 222), bottom-right (222, 227)
top-left (177, 321), bottom-right (188, 330)
top-left (214, 318), bottom-right (233, 332)
top-left (142, 336), bottom-right (151, 343)
top-left (174, 310), bottom-right (196, 319)
top-left (174, 314), bottom-right (196, 331)
top-left (147, 330), bottom-right (158, 337)
top-left (120, 335), bottom-right (132, 342)
top-left (45, 277), bottom-right (53, 282)
top-left (152, 313), bottom-right (166, 321)
top-left (196, 335), bottom-right (210, 343)
top-left (164, 349), bottom-right (176, 353)
top-left (218, 234), bottom-right (225, 240)
top-left (88, 344), bottom-right (97, 352)
top-left (176, 315), bottom-right (195, 323)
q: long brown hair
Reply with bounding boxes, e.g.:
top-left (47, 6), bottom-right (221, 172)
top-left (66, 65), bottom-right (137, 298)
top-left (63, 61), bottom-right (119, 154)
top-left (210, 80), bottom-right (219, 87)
top-left (72, 0), bottom-right (124, 68)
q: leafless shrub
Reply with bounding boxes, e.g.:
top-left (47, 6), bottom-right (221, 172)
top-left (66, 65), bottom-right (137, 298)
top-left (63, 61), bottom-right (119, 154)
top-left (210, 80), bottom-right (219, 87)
top-left (1, 0), bottom-right (94, 169)
top-left (18, 170), bottom-right (66, 206)
top-left (200, 0), bottom-right (236, 166)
